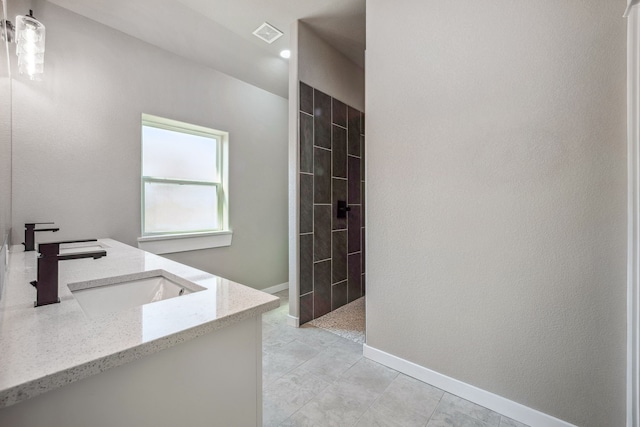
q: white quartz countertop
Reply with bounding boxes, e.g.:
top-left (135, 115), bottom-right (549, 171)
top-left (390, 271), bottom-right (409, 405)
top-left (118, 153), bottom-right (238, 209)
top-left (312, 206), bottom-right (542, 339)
top-left (0, 239), bottom-right (279, 408)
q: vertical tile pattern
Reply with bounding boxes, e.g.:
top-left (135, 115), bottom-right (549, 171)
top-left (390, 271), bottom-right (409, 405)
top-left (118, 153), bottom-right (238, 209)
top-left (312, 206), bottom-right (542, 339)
top-left (360, 185), bottom-right (365, 228)
top-left (361, 231), bottom-right (366, 277)
top-left (300, 174), bottom-right (313, 234)
top-left (314, 260), bottom-right (332, 318)
top-left (348, 156), bottom-right (361, 205)
top-left (347, 107), bottom-right (361, 156)
top-left (300, 234), bottom-right (313, 295)
top-left (299, 113), bottom-right (313, 173)
top-left (299, 80), bottom-right (365, 324)
top-left (300, 82), bottom-right (314, 115)
top-left (361, 124), bottom-right (366, 298)
top-left (360, 135), bottom-right (365, 176)
top-left (348, 253), bottom-right (362, 302)
top-left (332, 230), bottom-right (347, 283)
top-left (299, 292), bottom-right (314, 325)
top-left (332, 98), bottom-right (347, 127)
top-left (332, 281), bottom-right (348, 310)
top-left (314, 148), bottom-right (331, 204)
top-left (314, 90), bottom-right (331, 149)
top-left (332, 178), bottom-right (347, 231)
top-left (348, 206), bottom-right (361, 253)
top-left (332, 126), bottom-right (347, 179)
top-left (314, 205), bottom-right (331, 262)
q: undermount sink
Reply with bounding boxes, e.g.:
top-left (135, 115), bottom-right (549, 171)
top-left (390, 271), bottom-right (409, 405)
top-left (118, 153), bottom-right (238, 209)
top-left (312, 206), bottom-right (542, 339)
top-left (59, 241), bottom-right (111, 255)
top-left (68, 270), bottom-right (206, 318)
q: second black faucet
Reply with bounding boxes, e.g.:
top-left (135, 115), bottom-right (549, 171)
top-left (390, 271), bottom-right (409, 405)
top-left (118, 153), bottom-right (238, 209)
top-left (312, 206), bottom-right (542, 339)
top-left (23, 222), bottom-right (60, 251)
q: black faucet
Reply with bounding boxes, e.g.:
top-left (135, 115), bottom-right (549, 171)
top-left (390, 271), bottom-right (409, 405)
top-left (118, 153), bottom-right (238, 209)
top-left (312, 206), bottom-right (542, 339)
top-left (30, 239), bottom-right (107, 307)
top-left (23, 222), bottom-right (60, 251)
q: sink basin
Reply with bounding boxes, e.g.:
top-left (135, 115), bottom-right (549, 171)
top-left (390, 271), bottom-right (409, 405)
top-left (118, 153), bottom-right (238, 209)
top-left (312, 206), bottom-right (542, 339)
top-left (69, 270), bottom-right (206, 318)
top-left (59, 241), bottom-right (110, 255)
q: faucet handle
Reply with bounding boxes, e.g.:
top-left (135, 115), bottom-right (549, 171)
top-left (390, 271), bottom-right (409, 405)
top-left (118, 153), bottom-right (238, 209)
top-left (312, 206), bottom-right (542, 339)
top-left (25, 222), bottom-right (55, 228)
top-left (38, 239), bottom-right (99, 255)
top-left (44, 239), bottom-right (97, 245)
top-left (23, 222), bottom-right (59, 251)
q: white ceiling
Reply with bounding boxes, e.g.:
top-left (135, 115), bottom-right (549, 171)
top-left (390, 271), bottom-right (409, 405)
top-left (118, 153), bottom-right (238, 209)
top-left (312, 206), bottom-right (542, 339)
top-left (47, 0), bottom-right (366, 98)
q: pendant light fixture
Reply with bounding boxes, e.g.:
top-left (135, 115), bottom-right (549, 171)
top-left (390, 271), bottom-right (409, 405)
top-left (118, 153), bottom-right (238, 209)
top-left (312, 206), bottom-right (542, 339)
top-left (1, 9), bottom-right (46, 80)
top-left (15, 10), bottom-right (46, 80)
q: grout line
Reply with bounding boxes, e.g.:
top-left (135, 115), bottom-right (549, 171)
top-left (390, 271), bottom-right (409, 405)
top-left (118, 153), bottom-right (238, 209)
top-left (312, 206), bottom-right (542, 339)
top-left (346, 129), bottom-right (351, 304)
top-left (300, 232), bottom-right (313, 236)
top-left (330, 108), bottom-right (334, 312)
top-left (348, 154), bottom-right (361, 159)
top-left (333, 229), bottom-right (347, 232)
top-left (333, 176), bottom-right (347, 181)
top-left (332, 123), bottom-right (347, 130)
top-left (314, 145), bottom-right (331, 152)
top-left (330, 102), bottom-right (334, 311)
top-left (425, 392), bottom-right (447, 424)
top-left (300, 171), bottom-right (313, 176)
top-left (348, 251), bottom-right (362, 256)
top-left (300, 110), bottom-right (313, 117)
top-left (314, 203), bottom-right (332, 206)
top-left (314, 258), bottom-right (331, 264)
top-left (352, 373), bottom-right (401, 426)
top-left (311, 86), bottom-right (315, 322)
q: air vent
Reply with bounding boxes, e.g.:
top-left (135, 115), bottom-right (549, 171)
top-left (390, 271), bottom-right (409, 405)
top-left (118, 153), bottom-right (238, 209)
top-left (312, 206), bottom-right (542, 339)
top-left (252, 22), bottom-right (283, 44)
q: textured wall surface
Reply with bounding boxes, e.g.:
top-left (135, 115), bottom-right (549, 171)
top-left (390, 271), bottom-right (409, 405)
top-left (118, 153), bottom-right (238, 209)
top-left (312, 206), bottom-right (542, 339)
top-left (11, 1), bottom-right (288, 290)
top-left (365, 1), bottom-right (627, 425)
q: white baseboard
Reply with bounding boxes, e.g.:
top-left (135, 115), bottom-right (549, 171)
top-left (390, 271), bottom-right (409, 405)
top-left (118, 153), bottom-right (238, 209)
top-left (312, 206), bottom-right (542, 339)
top-left (287, 315), bottom-right (299, 327)
top-left (363, 344), bottom-right (576, 427)
top-left (260, 283), bottom-right (299, 327)
top-left (261, 282), bottom-right (289, 295)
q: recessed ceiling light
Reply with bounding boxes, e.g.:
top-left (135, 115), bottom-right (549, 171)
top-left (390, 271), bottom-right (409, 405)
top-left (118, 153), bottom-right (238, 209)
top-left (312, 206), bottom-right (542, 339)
top-left (253, 22), bottom-right (283, 44)
top-left (280, 50), bottom-right (291, 59)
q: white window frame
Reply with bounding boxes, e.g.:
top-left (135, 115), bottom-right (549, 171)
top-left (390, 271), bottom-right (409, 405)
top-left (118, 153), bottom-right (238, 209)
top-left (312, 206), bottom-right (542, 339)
top-left (137, 114), bottom-right (231, 254)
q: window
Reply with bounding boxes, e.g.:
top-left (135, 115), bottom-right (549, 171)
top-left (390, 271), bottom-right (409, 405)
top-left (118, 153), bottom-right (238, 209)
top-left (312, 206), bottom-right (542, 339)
top-left (137, 114), bottom-right (231, 254)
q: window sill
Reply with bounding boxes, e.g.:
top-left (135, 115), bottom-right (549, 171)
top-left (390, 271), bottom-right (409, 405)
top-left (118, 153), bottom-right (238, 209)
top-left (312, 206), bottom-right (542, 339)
top-left (137, 231), bottom-right (233, 255)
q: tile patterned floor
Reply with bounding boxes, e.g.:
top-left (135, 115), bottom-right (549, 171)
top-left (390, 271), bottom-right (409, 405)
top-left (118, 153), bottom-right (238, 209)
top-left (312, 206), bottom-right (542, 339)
top-left (263, 291), bottom-right (529, 427)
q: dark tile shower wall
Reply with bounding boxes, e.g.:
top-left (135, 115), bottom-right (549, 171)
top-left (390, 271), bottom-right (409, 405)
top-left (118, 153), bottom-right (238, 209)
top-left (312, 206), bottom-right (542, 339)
top-left (299, 82), bottom-right (365, 325)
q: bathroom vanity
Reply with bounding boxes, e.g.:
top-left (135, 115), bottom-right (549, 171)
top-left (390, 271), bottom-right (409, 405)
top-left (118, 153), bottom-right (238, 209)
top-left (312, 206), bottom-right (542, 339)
top-left (0, 239), bottom-right (279, 427)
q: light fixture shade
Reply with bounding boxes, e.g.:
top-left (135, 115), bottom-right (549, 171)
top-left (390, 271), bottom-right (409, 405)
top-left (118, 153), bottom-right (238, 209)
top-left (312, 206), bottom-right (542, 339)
top-left (15, 14), bottom-right (45, 80)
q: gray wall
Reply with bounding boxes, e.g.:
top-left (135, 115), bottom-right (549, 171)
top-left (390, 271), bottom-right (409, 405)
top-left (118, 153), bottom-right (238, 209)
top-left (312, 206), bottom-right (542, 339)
top-left (10, 0), bottom-right (288, 290)
top-left (365, 1), bottom-right (627, 426)
top-left (0, 0), bottom-right (11, 296)
top-left (298, 22), bottom-right (364, 112)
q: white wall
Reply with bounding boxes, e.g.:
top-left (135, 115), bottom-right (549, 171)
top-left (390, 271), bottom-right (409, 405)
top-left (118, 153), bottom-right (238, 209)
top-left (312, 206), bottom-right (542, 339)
top-left (366, 1), bottom-right (627, 426)
top-left (10, 0), bottom-right (288, 290)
